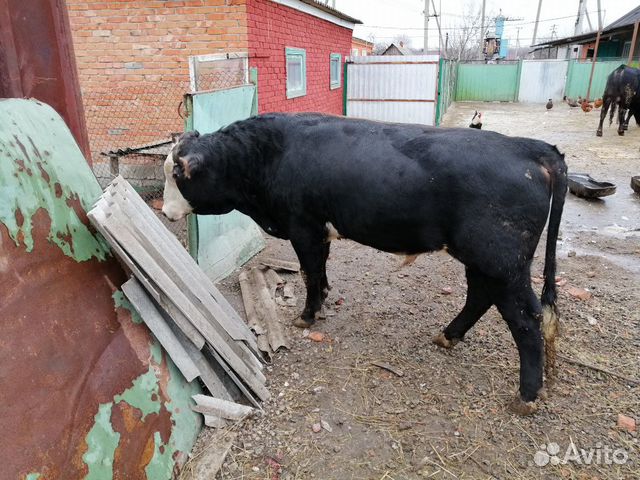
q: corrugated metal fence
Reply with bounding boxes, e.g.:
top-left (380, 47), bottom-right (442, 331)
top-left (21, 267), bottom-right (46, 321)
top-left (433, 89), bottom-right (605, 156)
top-left (518, 59), bottom-right (569, 103)
top-left (346, 55), bottom-right (439, 125)
top-left (454, 58), bottom-right (627, 104)
top-left (455, 62), bottom-right (521, 102)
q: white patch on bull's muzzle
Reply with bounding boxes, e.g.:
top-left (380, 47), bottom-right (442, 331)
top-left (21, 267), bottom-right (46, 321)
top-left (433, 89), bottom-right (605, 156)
top-left (162, 152), bottom-right (193, 221)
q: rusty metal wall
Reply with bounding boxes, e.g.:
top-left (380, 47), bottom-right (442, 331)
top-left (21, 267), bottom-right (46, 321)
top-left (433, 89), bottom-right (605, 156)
top-left (0, 99), bottom-right (201, 479)
top-left (0, 0), bottom-right (90, 159)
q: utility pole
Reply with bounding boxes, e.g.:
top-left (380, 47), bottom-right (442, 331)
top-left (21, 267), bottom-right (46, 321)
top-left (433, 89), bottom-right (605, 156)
top-left (596, 0), bottom-right (602, 30)
top-left (574, 0), bottom-right (586, 36)
top-left (424, 0), bottom-right (429, 54)
top-left (531, 0), bottom-right (543, 47)
top-left (480, 0), bottom-right (486, 56)
top-left (431, 0), bottom-right (445, 56)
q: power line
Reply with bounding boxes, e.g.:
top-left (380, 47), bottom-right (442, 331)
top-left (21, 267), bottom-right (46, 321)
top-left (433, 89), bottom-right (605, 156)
top-left (357, 10), bottom-right (605, 31)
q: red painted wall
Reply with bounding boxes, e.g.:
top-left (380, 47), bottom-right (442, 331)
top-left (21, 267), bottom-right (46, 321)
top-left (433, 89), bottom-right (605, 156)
top-left (247, 0), bottom-right (352, 114)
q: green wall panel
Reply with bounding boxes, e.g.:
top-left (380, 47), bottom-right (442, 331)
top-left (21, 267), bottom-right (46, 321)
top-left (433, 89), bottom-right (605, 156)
top-left (455, 63), bottom-right (519, 102)
top-left (564, 60), bottom-right (626, 100)
top-left (188, 85), bottom-right (265, 282)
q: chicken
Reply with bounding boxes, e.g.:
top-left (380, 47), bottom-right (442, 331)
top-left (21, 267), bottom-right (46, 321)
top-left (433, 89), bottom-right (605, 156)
top-left (581, 100), bottom-right (593, 113)
top-left (546, 99), bottom-right (553, 109)
top-left (469, 110), bottom-right (482, 129)
top-left (563, 95), bottom-right (579, 107)
top-left (594, 98), bottom-right (603, 108)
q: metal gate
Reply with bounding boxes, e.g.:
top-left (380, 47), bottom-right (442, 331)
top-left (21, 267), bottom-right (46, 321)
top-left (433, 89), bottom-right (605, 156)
top-left (346, 55), bottom-right (439, 125)
top-left (518, 60), bottom-right (569, 103)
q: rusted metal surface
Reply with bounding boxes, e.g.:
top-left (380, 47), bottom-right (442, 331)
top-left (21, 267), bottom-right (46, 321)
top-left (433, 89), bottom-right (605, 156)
top-left (0, 99), bottom-right (200, 479)
top-left (0, 0), bottom-right (90, 160)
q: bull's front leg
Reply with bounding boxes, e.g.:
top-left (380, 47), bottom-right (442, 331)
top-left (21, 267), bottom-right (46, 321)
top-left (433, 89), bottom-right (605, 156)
top-left (290, 227), bottom-right (328, 328)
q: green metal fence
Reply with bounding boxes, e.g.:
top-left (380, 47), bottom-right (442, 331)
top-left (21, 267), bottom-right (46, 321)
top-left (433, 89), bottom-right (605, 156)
top-left (564, 59), bottom-right (626, 99)
top-left (455, 62), bottom-right (520, 102)
top-left (435, 58), bottom-right (457, 125)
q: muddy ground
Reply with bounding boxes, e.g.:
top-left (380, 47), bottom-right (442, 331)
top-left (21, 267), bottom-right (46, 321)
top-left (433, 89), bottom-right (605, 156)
top-left (185, 103), bottom-right (639, 479)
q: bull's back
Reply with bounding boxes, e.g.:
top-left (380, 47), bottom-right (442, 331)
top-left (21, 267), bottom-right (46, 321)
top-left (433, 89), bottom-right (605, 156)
top-left (271, 115), bottom-right (557, 258)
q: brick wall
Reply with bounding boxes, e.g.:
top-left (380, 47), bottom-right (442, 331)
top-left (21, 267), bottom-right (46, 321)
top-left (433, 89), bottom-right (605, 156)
top-left (247, 0), bottom-right (352, 114)
top-left (66, 0), bottom-right (249, 161)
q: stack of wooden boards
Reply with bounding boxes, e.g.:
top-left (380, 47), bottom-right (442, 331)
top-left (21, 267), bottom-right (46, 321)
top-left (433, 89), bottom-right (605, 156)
top-left (88, 176), bottom-right (268, 425)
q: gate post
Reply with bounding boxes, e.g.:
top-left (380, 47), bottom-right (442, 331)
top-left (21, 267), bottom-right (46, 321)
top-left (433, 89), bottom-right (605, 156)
top-left (343, 61), bottom-right (349, 116)
top-left (514, 59), bottom-right (523, 102)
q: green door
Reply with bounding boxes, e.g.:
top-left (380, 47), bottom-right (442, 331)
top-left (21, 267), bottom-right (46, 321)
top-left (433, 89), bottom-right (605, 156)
top-left (184, 85), bottom-right (265, 282)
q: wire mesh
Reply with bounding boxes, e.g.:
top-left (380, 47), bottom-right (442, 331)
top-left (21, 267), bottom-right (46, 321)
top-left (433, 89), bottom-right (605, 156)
top-left (84, 78), bottom-right (189, 245)
top-left (82, 58), bottom-right (249, 247)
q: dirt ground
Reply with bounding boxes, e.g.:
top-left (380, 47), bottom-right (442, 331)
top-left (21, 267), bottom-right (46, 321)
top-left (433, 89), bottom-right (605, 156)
top-left (186, 102), bottom-right (639, 479)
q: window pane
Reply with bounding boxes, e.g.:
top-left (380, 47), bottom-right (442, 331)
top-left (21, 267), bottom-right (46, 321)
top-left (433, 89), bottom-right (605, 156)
top-left (330, 58), bottom-right (339, 84)
top-left (287, 58), bottom-right (302, 90)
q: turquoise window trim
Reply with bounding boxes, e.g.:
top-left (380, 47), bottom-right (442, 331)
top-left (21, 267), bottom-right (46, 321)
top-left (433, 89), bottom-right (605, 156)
top-left (330, 53), bottom-right (341, 89)
top-left (286, 47), bottom-right (307, 99)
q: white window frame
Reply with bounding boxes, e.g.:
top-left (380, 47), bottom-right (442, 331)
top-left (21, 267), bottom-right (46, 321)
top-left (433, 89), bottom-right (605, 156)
top-left (330, 53), bottom-right (341, 90)
top-left (286, 47), bottom-right (307, 99)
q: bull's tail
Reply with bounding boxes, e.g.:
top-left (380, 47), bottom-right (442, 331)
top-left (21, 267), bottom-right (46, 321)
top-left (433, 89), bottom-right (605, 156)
top-left (540, 152), bottom-right (568, 379)
top-left (609, 100), bottom-right (617, 126)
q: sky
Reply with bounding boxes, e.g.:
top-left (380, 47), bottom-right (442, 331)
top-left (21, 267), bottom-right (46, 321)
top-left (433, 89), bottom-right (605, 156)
top-left (332, 0), bottom-right (639, 51)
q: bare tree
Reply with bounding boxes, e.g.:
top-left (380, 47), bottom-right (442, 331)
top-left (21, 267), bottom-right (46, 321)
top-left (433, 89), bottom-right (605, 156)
top-left (392, 33), bottom-right (413, 49)
top-left (445, 3), bottom-right (485, 61)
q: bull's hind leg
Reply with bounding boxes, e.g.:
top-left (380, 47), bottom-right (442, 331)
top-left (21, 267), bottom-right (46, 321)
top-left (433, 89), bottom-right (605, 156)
top-left (433, 268), bottom-right (493, 349)
top-left (495, 279), bottom-right (544, 416)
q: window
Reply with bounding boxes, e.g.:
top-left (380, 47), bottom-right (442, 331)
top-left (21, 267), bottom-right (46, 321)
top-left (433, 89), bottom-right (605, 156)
top-left (351, 48), bottom-right (359, 57)
top-left (330, 53), bottom-right (341, 89)
top-left (622, 41), bottom-right (631, 59)
top-left (286, 47), bottom-right (306, 99)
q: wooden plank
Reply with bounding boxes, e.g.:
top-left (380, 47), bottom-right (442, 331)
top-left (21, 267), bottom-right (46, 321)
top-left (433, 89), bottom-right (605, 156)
top-left (191, 394), bottom-right (254, 420)
top-left (103, 193), bottom-right (264, 377)
top-left (251, 268), bottom-right (289, 353)
top-left (122, 278), bottom-right (200, 382)
top-left (107, 180), bottom-right (260, 355)
top-left (260, 257), bottom-right (301, 273)
top-left (99, 212), bottom-right (269, 401)
top-left (89, 200), bottom-right (207, 349)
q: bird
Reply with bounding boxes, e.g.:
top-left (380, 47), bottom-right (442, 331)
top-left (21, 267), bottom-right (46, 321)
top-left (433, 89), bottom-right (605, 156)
top-left (581, 100), bottom-right (593, 113)
top-left (563, 95), bottom-right (579, 107)
top-left (469, 111), bottom-right (482, 129)
top-left (546, 99), bottom-right (553, 110)
top-left (594, 98), bottom-right (603, 108)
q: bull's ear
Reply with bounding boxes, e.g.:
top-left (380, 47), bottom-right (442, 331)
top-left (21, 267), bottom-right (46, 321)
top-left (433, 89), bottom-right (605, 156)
top-left (178, 153), bottom-right (204, 179)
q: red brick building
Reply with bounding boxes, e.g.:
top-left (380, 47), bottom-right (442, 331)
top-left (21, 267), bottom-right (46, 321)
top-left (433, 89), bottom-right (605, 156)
top-left (67, 0), bottom-right (360, 159)
top-left (351, 36), bottom-right (374, 57)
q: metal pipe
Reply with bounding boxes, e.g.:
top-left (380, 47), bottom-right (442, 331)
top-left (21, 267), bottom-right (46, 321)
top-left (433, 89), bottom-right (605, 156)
top-left (628, 21), bottom-right (639, 64)
top-left (586, 29), bottom-right (602, 101)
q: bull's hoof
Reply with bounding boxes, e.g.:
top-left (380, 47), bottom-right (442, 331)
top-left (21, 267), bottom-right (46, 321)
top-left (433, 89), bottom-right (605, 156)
top-left (509, 396), bottom-right (538, 416)
top-left (596, 130), bottom-right (603, 137)
top-left (293, 316), bottom-right (314, 328)
top-left (537, 386), bottom-right (549, 401)
top-left (432, 332), bottom-right (459, 349)
top-left (618, 130), bottom-right (625, 136)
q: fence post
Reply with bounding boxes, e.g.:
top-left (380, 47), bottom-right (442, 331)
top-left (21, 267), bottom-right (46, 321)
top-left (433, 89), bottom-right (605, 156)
top-left (183, 93), bottom-right (199, 260)
top-left (514, 59), bottom-right (523, 102)
top-left (343, 61), bottom-right (349, 116)
top-left (435, 57), bottom-right (443, 126)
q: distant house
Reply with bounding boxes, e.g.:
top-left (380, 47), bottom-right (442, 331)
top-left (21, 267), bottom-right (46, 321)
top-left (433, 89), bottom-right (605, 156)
top-left (533, 5), bottom-right (640, 61)
top-left (67, 0), bottom-right (361, 158)
top-left (351, 37), bottom-right (374, 56)
top-left (381, 42), bottom-right (414, 56)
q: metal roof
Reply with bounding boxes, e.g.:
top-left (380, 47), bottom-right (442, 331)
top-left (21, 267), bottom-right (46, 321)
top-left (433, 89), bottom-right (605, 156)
top-left (297, 0), bottom-right (362, 25)
top-left (533, 5), bottom-right (640, 48)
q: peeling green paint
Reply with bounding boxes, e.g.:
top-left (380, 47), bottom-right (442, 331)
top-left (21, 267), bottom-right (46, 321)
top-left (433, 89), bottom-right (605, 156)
top-left (112, 290), bottom-right (143, 325)
top-left (114, 368), bottom-right (161, 420)
top-left (0, 99), bottom-right (108, 261)
top-left (83, 403), bottom-right (120, 480)
top-left (25, 473), bottom-right (41, 480)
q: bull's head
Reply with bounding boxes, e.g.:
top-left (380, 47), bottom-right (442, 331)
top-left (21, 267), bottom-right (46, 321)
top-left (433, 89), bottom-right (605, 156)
top-left (161, 131), bottom-right (198, 221)
top-left (161, 130), bottom-right (235, 221)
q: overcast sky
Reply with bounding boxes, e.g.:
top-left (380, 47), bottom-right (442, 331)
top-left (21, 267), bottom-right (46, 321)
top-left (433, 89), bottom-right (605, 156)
top-left (334, 0), bottom-right (638, 50)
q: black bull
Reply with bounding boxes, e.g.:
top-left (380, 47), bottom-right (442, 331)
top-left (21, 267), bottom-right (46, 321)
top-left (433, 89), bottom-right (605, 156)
top-left (596, 65), bottom-right (640, 136)
top-left (163, 113), bottom-right (568, 415)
